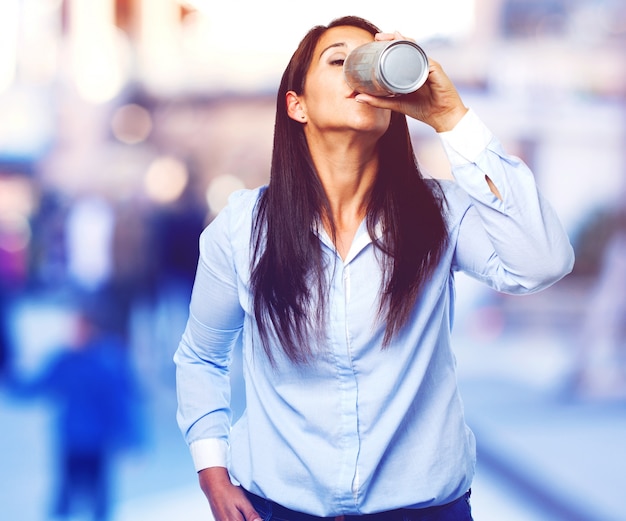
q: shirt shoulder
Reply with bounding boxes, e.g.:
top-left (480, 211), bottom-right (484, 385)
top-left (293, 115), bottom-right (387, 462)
top-left (198, 186), bottom-right (265, 266)
top-left (203, 186), bottom-right (265, 235)
top-left (222, 186), bottom-right (265, 224)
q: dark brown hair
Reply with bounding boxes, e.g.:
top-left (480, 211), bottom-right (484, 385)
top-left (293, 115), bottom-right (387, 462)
top-left (251, 16), bottom-right (448, 364)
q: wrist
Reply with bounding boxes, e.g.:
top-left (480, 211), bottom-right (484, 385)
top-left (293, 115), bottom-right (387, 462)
top-left (198, 466), bottom-right (231, 497)
top-left (432, 105), bottom-right (469, 133)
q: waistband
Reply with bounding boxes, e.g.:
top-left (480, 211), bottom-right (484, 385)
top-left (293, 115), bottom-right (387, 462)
top-left (243, 488), bottom-right (471, 521)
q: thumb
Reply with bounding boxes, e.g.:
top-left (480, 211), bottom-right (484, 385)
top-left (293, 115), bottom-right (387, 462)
top-left (354, 93), bottom-right (378, 104)
top-left (354, 92), bottom-right (397, 111)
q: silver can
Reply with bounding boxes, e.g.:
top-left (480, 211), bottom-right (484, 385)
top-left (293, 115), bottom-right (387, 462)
top-left (343, 40), bottom-right (429, 97)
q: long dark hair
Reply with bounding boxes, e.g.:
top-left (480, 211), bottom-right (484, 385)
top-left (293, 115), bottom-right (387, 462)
top-left (251, 16), bottom-right (448, 364)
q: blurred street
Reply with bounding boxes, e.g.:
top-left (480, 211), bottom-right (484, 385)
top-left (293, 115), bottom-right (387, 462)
top-left (1, 275), bottom-right (624, 521)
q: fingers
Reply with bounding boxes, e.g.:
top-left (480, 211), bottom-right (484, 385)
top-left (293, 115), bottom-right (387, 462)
top-left (375, 31), bottom-right (397, 41)
top-left (375, 31), bottom-right (415, 43)
top-left (241, 505), bottom-right (263, 521)
top-left (209, 494), bottom-right (262, 521)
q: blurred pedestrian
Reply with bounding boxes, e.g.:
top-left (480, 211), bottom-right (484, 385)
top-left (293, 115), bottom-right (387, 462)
top-left (0, 291), bottom-right (10, 379)
top-left (573, 208), bottom-right (626, 398)
top-left (175, 16), bottom-right (574, 521)
top-left (8, 305), bottom-right (142, 521)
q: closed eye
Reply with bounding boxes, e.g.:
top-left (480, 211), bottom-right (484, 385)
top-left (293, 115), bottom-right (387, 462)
top-left (330, 59), bottom-right (345, 66)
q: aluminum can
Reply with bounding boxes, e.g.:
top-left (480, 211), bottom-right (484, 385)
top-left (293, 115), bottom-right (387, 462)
top-left (343, 40), bottom-right (429, 97)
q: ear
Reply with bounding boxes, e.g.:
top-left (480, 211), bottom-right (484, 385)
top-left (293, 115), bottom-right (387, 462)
top-left (286, 90), bottom-right (307, 123)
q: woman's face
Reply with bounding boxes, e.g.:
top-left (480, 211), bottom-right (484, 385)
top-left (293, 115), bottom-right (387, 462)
top-left (291, 25), bottom-right (392, 139)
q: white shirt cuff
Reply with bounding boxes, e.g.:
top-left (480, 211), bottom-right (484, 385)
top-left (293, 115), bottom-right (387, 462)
top-left (437, 108), bottom-right (493, 166)
top-left (189, 438), bottom-right (229, 472)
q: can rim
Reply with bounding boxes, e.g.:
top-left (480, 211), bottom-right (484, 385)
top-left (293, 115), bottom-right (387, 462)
top-left (377, 40), bottom-right (429, 95)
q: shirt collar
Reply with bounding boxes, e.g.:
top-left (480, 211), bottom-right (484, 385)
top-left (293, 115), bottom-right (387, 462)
top-left (312, 218), bottom-right (384, 264)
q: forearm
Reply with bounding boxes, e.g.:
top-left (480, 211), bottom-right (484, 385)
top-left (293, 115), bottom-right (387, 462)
top-left (174, 321), bottom-right (238, 449)
top-left (443, 110), bottom-right (574, 292)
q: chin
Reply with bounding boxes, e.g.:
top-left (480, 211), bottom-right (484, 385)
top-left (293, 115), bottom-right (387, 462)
top-left (357, 108), bottom-right (391, 129)
top-left (352, 116), bottom-right (390, 136)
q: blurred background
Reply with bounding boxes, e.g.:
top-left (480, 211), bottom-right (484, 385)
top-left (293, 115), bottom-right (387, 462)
top-left (0, 1), bottom-right (625, 520)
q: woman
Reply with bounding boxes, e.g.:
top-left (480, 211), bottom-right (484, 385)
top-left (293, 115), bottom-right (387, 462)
top-left (174, 16), bottom-right (574, 521)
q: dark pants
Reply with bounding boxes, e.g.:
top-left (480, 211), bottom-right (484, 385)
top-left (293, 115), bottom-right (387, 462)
top-left (244, 489), bottom-right (473, 521)
top-left (53, 451), bottom-right (110, 521)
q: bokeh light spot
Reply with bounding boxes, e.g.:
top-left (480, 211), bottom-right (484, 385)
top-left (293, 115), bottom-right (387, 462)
top-left (111, 103), bottom-right (153, 144)
top-left (206, 174), bottom-right (245, 215)
top-left (144, 156), bottom-right (189, 204)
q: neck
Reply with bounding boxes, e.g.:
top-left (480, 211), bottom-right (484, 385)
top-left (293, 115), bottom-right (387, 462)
top-left (308, 131), bottom-right (378, 219)
top-left (305, 130), bottom-right (379, 258)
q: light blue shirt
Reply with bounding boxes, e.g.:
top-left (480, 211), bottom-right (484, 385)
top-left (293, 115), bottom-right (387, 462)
top-left (174, 109), bottom-right (574, 516)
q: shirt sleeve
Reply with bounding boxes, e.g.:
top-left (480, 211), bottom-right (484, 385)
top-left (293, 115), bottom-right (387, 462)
top-left (439, 109), bottom-right (575, 293)
top-left (173, 195), bottom-right (246, 472)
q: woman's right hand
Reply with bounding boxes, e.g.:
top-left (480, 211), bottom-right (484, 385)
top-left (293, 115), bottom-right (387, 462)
top-left (198, 467), bottom-right (262, 521)
top-left (354, 32), bottom-right (468, 133)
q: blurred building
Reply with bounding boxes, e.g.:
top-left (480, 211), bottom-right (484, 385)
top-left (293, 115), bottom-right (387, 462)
top-left (0, 0), bottom-right (624, 355)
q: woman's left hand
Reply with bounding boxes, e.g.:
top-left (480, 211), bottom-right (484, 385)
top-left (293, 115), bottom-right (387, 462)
top-left (354, 32), bottom-right (468, 132)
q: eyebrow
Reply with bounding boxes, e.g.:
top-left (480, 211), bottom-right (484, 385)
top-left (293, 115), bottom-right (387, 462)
top-left (318, 42), bottom-right (347, 61)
